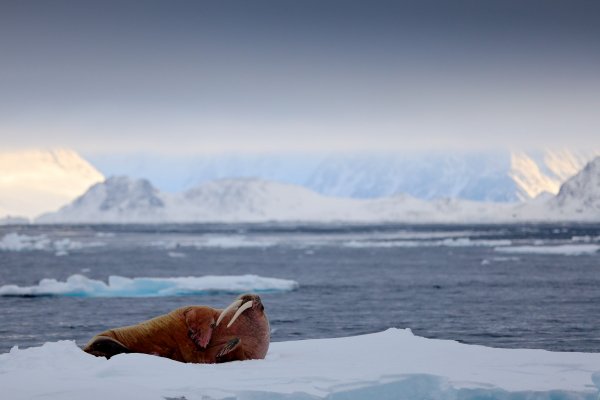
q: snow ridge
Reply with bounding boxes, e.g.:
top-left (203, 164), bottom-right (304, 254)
top-left (1, 329), bottom-right (599, 399)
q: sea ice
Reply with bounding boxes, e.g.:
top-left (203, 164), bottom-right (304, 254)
top-left (150, 235), bottom-right (278, 250)
top-left (0, 328), bottom-right (598, 400)
top-left (0, 232), bottom-right (103, 255)
top-left (344, 237), bottom-right (511, 248)
top-left (495, 244), bottom-right (600, 256)
top-left (0, 274), bottom-right (299, 297)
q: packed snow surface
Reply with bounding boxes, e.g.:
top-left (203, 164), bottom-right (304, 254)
top-left (1, 329), bottom-right (599, 400)
top-left (0, 274), bottom-right (299, 297)
top-left (495, 244), bottom-right (600, 256)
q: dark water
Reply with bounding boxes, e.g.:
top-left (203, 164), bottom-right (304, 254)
top-left (1, 223), bottom-right (599, 353)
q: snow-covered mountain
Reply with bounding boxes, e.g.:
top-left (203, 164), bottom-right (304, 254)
top-left (36, 156), bottom-right (600, 223)
top-left (88, 149), bottom-right (599, 202)
top-left (545, 156), bottom-right (600, 220)
top-left (0, 149), bottom-right (104, 219)
top-left (37, 176), bottom-right (167, 223)
top-left (30, 176), bottom-right (518, 223)
top-left (37, 177), bottom-right (361, 223)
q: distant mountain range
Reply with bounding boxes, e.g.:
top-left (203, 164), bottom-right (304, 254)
top-left (36, 156), bottom-right (600, 223)
top-left (0, 149), bottom-right (104, 219)
top-left (88, 149), bottom-right (599, 202)
top-left (2, 148), bottom-right (600, 222)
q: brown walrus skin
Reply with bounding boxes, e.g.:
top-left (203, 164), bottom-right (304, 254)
top-left (83, 293), bottom-right (270, 363)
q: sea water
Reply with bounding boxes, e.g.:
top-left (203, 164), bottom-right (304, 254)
top-left (0, 223), bottom-right (599, 353)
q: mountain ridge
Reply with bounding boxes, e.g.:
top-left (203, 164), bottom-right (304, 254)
top-left (0, 148), bottom-right (104, 219)
top-left (36, 156), bottom-right (600, 223)
top-left (88, 149), bottom-right (600, 202)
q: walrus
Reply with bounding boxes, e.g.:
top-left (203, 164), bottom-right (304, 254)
top-left (83, 293), bottom-right (269, 363)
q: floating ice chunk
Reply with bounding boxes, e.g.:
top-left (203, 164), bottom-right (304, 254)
top-left (0, 233), bottom-right (50, 251)
top-left (345, 237), bottom-right (512, 248)
top-left (495, 244), bottom-right (600, 256)
top-left (481, 256), bottom-right (522, 265)
top-left (0, 329), bottom-right (599, 400)
top-left (0, 274), bottom-right (299, 297)
top-left (95, 232), bottom-right (115, 238)
top-left (572, 235), bottom-right (600, 243)
top-left (0, 232), bottom-right (103, 255)
top-left (150, 235), bottom-right (278, 250)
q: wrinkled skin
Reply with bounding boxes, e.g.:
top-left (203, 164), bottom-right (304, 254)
top-left (83, 294), bottom-right (270, 363)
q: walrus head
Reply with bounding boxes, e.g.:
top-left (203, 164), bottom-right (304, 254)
top-left (211, 293), bottom-right (270, 362)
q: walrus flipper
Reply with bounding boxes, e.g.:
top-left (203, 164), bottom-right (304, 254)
top-left (184, 308), bottom-right (214, 349)
top-left (84, 336), bottom-right (132, 359)
top-left (216, 337), bottom-right (241, 359)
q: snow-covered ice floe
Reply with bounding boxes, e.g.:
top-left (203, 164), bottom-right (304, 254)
top-left (0, 274), bottom-right (299, 297)
top-left (495, 244), bottom-right (600, 256)
top-left (1, 328), bottom-right (599, 400)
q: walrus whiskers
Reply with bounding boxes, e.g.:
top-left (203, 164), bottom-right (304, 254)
top-left (216, 299), bottom-right (243, 327)
top-left (227, 300), bottom-right (253, 328)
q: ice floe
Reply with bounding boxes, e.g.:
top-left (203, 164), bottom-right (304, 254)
top-left (0, 274), bottom-right (299, 297)
top-left (0, 328), bottom-right (599, 400)
top-left (495, 244), bottom-right (600, 256)
top-left (150, 235), bottom-right (278, 249)
top-left (0, 232), bottom-right (103, 256)
top-left (344, 237), bottom-right (511, 248)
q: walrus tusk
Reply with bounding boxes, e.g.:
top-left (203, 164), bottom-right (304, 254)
top-left (227, 300), bottom-right (253, 328)
top-left (216, 299), bottom-right (243, 327)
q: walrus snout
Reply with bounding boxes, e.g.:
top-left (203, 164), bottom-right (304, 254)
top-left (238, 293), bottom-right (264, 312)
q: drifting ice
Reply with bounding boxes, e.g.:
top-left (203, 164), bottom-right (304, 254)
top-left (0, 274), bottom-right (299, 297)
top-left (495, 244), bottom-right (600, 256)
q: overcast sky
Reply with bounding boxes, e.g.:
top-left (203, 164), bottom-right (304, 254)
top-left (1, 0), bottom-right (599, 154)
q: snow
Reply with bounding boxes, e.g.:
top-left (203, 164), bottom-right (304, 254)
top-left (35, 176), bottom-right (514, 224)
top-left (509, 151), bottom-right (563, 200)
top-left (495, 244), bottom-right (600, 256)
top-left (4, 148), bottom-right (600, 222)
top-left (33, 156), bottom-right (600, 224)
top-left (1, 328), bottom-right (599, 400)
top-left (0, 232), bottom-right (102, 256)
top-left (89, 149), bottom-right (599, 202)
top-left (547, 156), bottom-right (600, 219)
top-left (0, 148), bottom-right (104, 218)
top-left (0, 274), bottom-right (299, 297)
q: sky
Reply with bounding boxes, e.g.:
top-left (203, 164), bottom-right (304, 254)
top-left (1, 0), bottom-right (599, 155)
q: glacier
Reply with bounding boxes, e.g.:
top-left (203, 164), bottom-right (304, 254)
top-left (35, 156), bottom-right (600, 223)
top-left (88, 148), bottom-right (600, 202)
top-left (0, 274), bottom-right (299, 297)
top-left (3, 148), bottom-right (599, 221)
top-left (1, 328), bottom-right (599, 400)
top-left (0, 148), bottom-right (104, 218)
